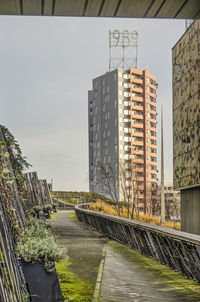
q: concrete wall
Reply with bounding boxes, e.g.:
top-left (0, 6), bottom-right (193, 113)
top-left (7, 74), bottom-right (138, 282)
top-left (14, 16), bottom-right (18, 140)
top-left (181, 187), bottom-right (200, 235)
top-left (173, 20), bottom-right (200, 190)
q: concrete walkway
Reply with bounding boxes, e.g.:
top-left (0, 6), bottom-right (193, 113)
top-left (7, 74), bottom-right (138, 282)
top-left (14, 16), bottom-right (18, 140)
top-left (52, 211), bottom-right (200, 302)
top-left (99, 240), bottom-right (200, 302)
top-left (51, 210), bottom-right (107, 299)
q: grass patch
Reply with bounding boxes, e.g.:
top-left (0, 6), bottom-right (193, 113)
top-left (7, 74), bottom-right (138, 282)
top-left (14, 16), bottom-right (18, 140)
top-left (109, 240), bottom-right (200, 299)
top-left (69, 213), bottom-right (76, 221)
top-left (47, 212), bottom-right (58, 221)
top-left (56, 258), bottom-right (93, 302)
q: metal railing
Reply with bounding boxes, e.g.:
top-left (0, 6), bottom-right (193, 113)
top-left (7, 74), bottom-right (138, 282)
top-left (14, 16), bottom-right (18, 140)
top-left (75, 204), bottom-right (200, 283)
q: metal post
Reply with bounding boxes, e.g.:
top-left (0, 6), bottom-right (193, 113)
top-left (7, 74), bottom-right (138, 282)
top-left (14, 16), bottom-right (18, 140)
top-left (109, 30), bottom-right (111, 72)
top-left (160, 105), bottom-right (165, 224)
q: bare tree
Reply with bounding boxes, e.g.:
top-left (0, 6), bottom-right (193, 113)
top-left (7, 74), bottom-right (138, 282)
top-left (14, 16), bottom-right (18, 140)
top-left (95, 160), bottom-right (143, 219)
top-left (118, 161), bottom-right (132, 218)
top-left (130, 165), bottom-right (142, 220)
top-left (95, 162), bottom-right (122, 216)
top-left (148, 183), bottom-right (160, 216)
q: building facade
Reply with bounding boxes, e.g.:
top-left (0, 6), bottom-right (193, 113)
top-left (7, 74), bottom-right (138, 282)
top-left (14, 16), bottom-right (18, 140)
top-left (88, 68), bottom-right (157, 214)
top-left (157, 185), bottom-right (180, 220)
top-left (172, 20), bottom-right (200, 234)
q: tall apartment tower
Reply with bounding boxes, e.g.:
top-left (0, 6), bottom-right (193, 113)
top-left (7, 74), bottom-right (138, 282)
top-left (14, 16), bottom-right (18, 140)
top-left (88, 68), bottom-right (157, 213)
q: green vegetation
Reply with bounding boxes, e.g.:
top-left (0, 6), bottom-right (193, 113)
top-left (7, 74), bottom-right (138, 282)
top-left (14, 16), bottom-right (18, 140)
top-left (0, 125), bottom-right (31, 191)
top-left (109, 240), bottom-right (200, 299)
top-left (51, 191), bottom-right (113, 205)
top-left (16, 218), bottom-right (65, 272)
top-left (47, 212), bottom-right (58, 221)
top-left (69, 213), bottom-right (76, 221)
top-left (56, 258), bottom-right (93, 302)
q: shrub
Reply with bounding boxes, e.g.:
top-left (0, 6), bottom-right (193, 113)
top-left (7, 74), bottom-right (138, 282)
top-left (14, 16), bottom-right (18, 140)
top-left (32, 205), bottom-right (43, 214)
top-left (16, 219), bottom-right (65, 272)
top-left (43, 204), bottom-right (52, 211)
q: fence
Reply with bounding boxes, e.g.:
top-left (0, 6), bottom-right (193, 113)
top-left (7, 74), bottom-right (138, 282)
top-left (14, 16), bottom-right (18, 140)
top-left (0, 127), bottom-right (28, 301)
top-left (24, 172), bottom-right (52, 208)
top-left (0, 126), bottom-right (52, 301)
top-left (75, 204), bottom-right (200, 284)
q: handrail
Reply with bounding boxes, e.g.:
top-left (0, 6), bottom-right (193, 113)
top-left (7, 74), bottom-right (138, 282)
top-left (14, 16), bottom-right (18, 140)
top-left (75, 203), bottom-right (200, 283)
top-left (75, 204), bottom-right (200, 245)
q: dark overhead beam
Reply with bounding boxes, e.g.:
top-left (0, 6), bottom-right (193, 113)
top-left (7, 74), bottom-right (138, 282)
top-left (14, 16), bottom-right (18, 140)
top-left (52, 0), bottom-right (56, 15)
top-left (98, 0), bottom-right (105, 16)
top-left (194, 7), bottom-right (200, 19)
top-left (82, 0), bottom-right (89, 16)
top-left (114, 0), bottom-right (122, 17)
top-left (174, 0), bottom-right (189, 18)
top-left (20, 0), bottom-right (23, 14)
top-left (143, 0), bottom-right (155, 18)
top-left (153, 0), bottom-right (167, 17)
top-left (41, 0), bottom-right (45, 15)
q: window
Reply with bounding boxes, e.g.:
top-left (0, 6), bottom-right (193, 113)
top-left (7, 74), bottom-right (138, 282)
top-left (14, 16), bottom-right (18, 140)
top-left (124, 83), bottom-right (130, 88)
top-left (124, 91), bottom-right (129, 97)
top-left (123, 73), bottom-right (130, 79)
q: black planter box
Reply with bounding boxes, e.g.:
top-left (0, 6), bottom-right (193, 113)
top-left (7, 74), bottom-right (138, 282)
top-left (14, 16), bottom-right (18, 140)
top-left (21, 261), bottom-right (63, 302)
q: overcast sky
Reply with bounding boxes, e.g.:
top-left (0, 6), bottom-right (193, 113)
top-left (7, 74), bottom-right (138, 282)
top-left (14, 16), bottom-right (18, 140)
top-left (0, 16), bottom-right (185, 191)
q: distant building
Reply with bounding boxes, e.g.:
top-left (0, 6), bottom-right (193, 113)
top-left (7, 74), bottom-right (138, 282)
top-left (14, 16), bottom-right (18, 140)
top-left (157, 185), bottom-right (180, 220)
top-left (172, 20), bottom-right (200, 234)
top-left (88, 68), bottom-right (157, 214)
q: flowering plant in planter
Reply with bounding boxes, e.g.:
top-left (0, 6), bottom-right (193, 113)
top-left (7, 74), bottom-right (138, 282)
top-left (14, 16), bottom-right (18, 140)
top-left (16, 218), bottom-right (65, 272)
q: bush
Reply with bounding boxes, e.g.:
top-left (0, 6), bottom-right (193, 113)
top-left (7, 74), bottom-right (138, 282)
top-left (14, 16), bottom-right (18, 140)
top-left (43, 204), bottom-right (52, 211)
top-left (32, 205), bottom-right (43, 214)
top-left (16, 219), bottom-right (65, 272)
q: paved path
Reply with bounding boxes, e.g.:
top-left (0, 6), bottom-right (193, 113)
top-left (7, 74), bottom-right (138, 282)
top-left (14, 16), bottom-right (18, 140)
top-left (51, 210), bottom-right (107, 295)
top-left (52, 211), bottom-right (200, 302)
top-left (99, 241), bottom-right (200, 302)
